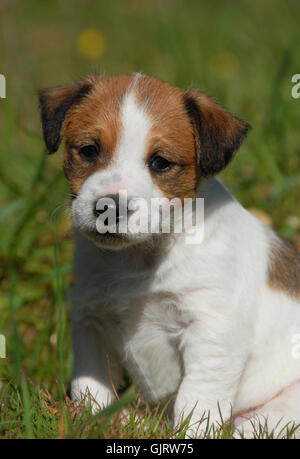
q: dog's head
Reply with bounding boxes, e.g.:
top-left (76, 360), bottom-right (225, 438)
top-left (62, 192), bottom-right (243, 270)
top-left (39, 74), bottom-right (249, 249)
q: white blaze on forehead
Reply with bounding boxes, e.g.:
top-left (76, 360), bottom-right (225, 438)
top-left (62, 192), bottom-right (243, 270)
top-left (116, 89), bottom-right (152, 167)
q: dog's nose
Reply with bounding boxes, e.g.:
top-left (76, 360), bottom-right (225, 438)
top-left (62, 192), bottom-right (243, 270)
top-left (93, 194), bottom-right (128, 222)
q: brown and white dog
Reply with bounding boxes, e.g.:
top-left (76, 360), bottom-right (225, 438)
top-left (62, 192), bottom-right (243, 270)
top-left (39, 74), bottom-right (300, 438)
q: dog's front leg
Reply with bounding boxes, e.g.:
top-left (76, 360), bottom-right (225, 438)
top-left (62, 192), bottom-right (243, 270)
top-left (174, 318), bottom-right (249, 438)
top-left (71, 319), bottom-right (123, 412)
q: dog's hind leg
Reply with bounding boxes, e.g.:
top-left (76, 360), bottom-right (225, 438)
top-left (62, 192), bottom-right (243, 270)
top-left (234, 380), bottom-right (300, 438)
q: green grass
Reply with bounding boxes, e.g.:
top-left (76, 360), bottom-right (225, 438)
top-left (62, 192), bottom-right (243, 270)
top-left (0, 0), bottom-right (300, 439)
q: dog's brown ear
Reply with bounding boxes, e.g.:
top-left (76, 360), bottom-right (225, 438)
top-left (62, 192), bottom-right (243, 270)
top-left (38, 79), bottom-right (93, 154)
top-left (183, 88), bottom-right (250, 177)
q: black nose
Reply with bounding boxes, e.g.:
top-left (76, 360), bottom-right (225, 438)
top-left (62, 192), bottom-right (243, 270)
top-left (93, 194), bottom-right (127, 222)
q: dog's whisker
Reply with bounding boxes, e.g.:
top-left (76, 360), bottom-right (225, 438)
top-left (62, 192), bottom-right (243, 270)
top-left (50, 200), bottom-right (71, 221)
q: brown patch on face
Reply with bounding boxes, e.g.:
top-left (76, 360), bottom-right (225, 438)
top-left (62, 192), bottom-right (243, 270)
top-left (39, 74), bottom-right (139, 196)
top-left (133, 76), bottom-right (199, 201)
top-left (268, 235), bottom-right (300, 299)
top-left (62, 75), bottom-right (136, 196)
top-left (132, 76), bottom-right (249, 201)
top-left (145, 133), bottom-right (199, 201)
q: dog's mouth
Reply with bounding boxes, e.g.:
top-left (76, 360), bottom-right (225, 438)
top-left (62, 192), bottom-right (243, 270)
top-left (81, 226), bottom-right (138, 249)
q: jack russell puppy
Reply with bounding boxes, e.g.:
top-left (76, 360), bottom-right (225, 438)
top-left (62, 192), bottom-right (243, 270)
top-left (39, 74), bottom-right (300, 438)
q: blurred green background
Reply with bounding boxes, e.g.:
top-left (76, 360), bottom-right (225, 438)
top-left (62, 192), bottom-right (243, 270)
top-left (0, 0), bottom-right (299, 405)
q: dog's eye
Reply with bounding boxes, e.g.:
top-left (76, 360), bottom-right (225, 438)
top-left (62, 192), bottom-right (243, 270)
top-left (79, 144), bottom-right (99, 162)
top-left (149, 155), bottom-right (173, 173)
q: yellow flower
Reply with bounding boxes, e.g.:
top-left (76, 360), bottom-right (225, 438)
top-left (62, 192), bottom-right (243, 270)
top-left (209, 52), bottom-right (238, 79)
top-left (77, 28), bottom-right (105, 61)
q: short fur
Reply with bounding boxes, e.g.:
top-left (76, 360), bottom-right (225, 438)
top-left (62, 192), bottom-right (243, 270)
top-left (39, 73), bottom-right (300, 438)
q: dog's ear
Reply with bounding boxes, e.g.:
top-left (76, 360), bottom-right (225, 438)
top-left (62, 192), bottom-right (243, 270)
top-left (38, 79), bottom-right (93, 154)
top-left (183, 88), bottom-right (250, 177)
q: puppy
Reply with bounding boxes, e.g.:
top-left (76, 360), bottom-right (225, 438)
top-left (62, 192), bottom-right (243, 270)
top-left (39, 74), bottom-right (300, 438)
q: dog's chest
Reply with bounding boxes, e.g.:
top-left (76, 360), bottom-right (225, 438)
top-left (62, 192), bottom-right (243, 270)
top-left (107, 293), bottom-right (192, 402)
top-left (74, 234), bottom-right (196, 401)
